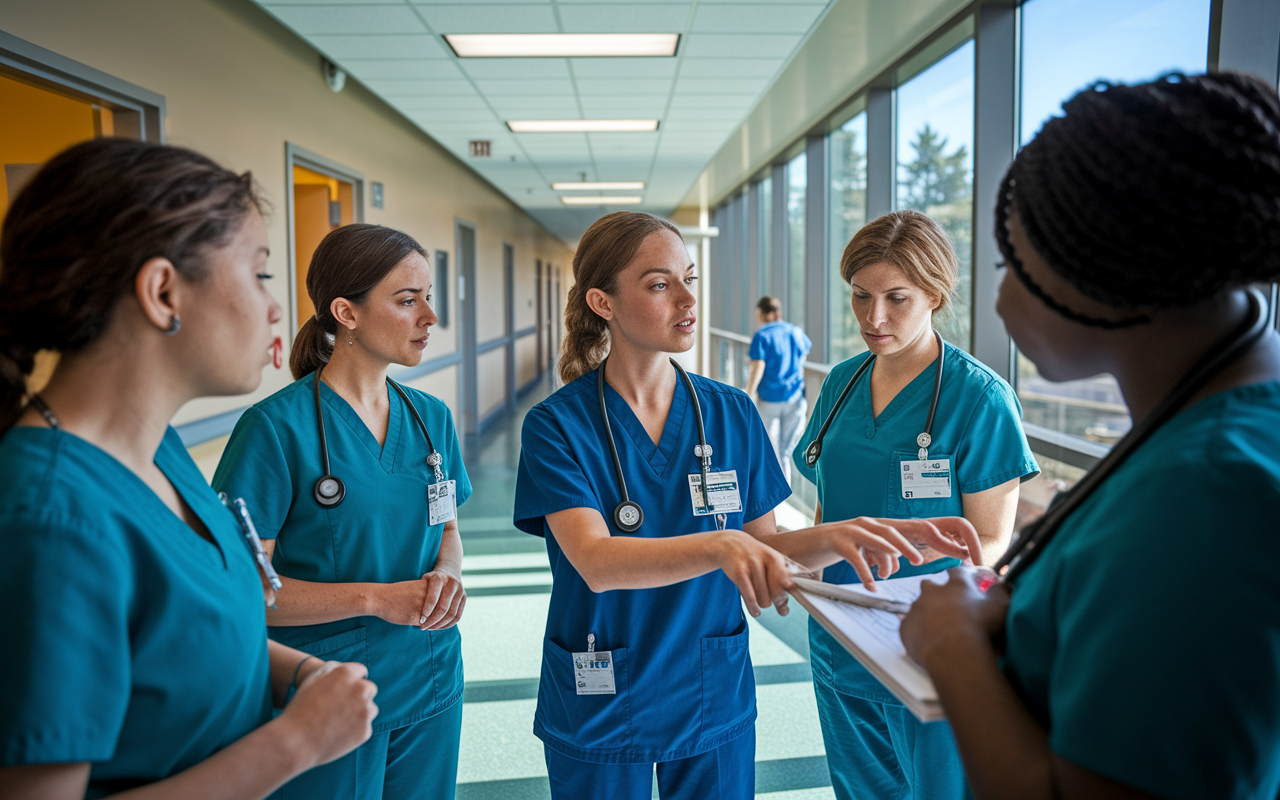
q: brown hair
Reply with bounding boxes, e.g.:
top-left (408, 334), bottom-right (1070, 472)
top-left (840, 210), bottom-right (958, 311)
top-left (756, 296), bottom-right (782, 316)
top-left (560, 211), bottom-right (682, 384)
top-left (290, 223), bottom-right (427, 379)
top-left (0, 138), bottom-right (261, 430)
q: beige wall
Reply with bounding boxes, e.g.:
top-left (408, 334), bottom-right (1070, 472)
top-left (0, 0), bottom-right (572, 427)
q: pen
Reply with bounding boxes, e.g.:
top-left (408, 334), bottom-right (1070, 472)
top-left (219, 493), bottom-right (284, 597)
top-left (791, 576), bottom-right (913, 615)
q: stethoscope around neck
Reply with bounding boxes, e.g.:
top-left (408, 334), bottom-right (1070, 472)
top-left (803, 330), bottom-right (946, 468)
top-left (312, 364), bottom-right (444, 508)
top-left (598, 357), bottom-right (717, 533)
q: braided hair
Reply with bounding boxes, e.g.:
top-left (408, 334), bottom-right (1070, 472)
top-left (996, 71), bottom-right (1280, 327)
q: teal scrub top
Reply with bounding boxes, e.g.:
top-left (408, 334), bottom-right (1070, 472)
top-left (513, 370), bottom-right (792, 763)
top-left (792, 341), bottom-right (1038, 699)
top-left (1003, 382), bottom-right (1280, 799)
top-left (0, 426), bottom-right (272, 797)
top-left (212, 374), bottom-right (471, 733)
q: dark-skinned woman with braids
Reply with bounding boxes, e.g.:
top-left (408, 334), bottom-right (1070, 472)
top-left (0, 139), bottom-right (377, 799)
top-left (900, 72), bottom-right (1280, 800)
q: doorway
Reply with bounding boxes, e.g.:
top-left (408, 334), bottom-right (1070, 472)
top-left (456, 220), bottom-right (478, 434)
top-left (286, 144), bottom-right (362, 333)
top-left (503, 243), bottom-right (515, 412)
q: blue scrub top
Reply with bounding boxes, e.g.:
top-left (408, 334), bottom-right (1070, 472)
top-left (750, 321), bottom-right (812, 402)
top-left (212, 373), bottom-right (471, 733)
top-left (514, 369), bottom-right (791, 764)
top-left (1003, 382), bottom-right (1280, 799)
top-left (792, 341), bottom-right (1037, 699)
top-left (0, 426), bottom-right (272, 797)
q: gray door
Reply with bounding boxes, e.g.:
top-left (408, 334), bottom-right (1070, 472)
top-left (503, 243), bottom-right (515, 410)
top-left (456, 221), bottom-right (478, 434)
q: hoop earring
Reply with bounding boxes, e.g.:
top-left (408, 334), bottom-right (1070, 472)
top-left (165, 316), bottom-right (181, 335)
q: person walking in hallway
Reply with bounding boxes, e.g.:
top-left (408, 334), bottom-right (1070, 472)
top-left (746, 296), bottom-right (812, 486)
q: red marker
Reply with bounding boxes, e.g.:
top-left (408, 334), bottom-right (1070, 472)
top-left (271, 336), bottom-right (283, 370)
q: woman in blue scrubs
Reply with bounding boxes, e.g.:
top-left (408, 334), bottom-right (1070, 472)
top-left (513, 211), bottom-right (979, 800)
top-left (901, 72), bottom-right (1280, 800)
top-left (0, 139), bottom-right (377, 798)
top-left (792, 210), bottom-right (1038, 799)
top-left (213, 223), bottom-right (469, 800)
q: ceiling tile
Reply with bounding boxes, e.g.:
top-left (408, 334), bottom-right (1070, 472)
top-left (340, 59), bottom-right (465, 79)
top-left (568, 58), bottom-right (678, 79)
top-left (369, 79), bottom-right (478, 96)
top-left (556, 4), bottom-right (690, 33)
top-left (306, 34), bottom-right (449, 59)
top-left (472, 78), bottom-right (576, 95)
top-left (578, 94), bottom-right (669, 112)
top-left (680, 33), bottom-right (800, 58)
top-left (264, 5), bottom-right (427, 35)
top-left (674, 77), bottom-right (766, 94)
top-left (691, 3), bottom-right (826, 33)
top-left (412, 4), bottom-right (559, 33)
top-left (573, 78), bottom-right (673, 95)
top-left (400, 94), bottom-right (491, 110)
top-left (487, 96), bottom-right (582, 114)
top-left (460, 59), bottom-right (571, 79)
top-left (667, 93), bottom-right (758, 108)
top-left (678, 57), bottom-right (785, 78)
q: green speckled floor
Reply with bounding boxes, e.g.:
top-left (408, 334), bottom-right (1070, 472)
top-left (453, 378), bottom-right (833, 799)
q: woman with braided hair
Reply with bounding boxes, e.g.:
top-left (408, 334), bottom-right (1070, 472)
top-left (0, 138), bottom-right (378, 798)
top-left (900, 71), bottom-right (1280, 800)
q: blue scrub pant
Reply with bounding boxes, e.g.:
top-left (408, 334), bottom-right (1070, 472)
top-left (544, 728), bottom-right (755, 800)
top-left (814, 680), bottom-right (964, 800)
top-left (275, 700), bottom-right (463, 800)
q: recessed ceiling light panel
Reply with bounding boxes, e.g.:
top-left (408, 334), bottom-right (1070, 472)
top-left (552, 182), bottom-right (646, 191)
top-left (560, 196), bottom-right (643, 206)
top-left (446, 34), bottom-right (679, 59)
top-left (508, 120), bottom-right (658, 133)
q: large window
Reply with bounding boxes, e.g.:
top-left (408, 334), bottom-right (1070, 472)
top-left (1016, 0), bottom-right (1211, 445)
top-left (786, 151), bottom-right (807, 328)
top-left (895, 41), bottom-right (975, 351)
top-left (829, 112), bottom-right (868, 365)
top-left (758, 177), bottom-right (772, 309)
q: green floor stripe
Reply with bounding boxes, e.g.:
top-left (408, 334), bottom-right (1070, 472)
top-left (463, 663), bottom-right (811, 704)
top-left (467, 584), bottom-right (554, 598)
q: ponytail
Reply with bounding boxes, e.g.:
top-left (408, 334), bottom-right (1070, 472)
top-left (289, 314), bottom-right (335, 379)
top-left (0, 337), bottom-right (35, 431)
top-left (557, 211), bottom-right (683, 385)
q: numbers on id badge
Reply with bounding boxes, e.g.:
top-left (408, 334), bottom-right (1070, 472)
top-left (573, 635), bottom-right (616, 695)
top-left (428, 480), bottom-right (457, 525)
top-left (900, 458), bottom-right (952, 499)
top-left (689, 470), bottom-right (744, 516)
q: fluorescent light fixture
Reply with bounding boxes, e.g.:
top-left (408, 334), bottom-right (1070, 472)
top-left (560, 196), bottom-right (643, 206)
top-left (446, 34), bottom-right (678, 59)
top-left (552, 182), bottom-right (645, 191)
top-left (508, 120), bottom-right (658, 133)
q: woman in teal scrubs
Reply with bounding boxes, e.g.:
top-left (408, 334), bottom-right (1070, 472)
top-left (793, 210), bottom-right (1038, 799)
top-left (513, 211), bottom-right (979, 800)
top-left (213, 223), bottom-right (469, 800)
top-left (901, 72), bottom-right (1280, 800)
top-left (0, 139), bottom-right (376, 798)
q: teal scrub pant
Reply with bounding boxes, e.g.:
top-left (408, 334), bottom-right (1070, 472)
top-left (544, 728), bottom-right (755, 800)
top-left (275, 700), bottom-right (463, 800)
top-left (814, 680), bottom-right (964, 800)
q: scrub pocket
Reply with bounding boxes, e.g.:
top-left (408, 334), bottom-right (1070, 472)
top-left (537, 639), bottom-right (632, 752)
top-left (886, 450), bottom-right (959, 520)
top-left (300, 626), bottom-right (369, 666)
top-left (700, 623), bottom-right (754, 741)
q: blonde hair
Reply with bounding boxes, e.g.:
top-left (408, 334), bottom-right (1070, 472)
top-left (559, 211), bottom-right (682, 384)
top-left (840, 210), bottom-right (958, 311)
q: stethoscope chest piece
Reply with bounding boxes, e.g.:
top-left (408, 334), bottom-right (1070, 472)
top-left (314, 474), bottom-right (346, 507)
top-left (803, 440), bottom-right (822, 468)
top-left (614, 500), bottom-right (643, 533)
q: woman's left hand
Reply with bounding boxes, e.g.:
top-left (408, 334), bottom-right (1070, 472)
top-left (417, 569), bottom-right (466, 631)
top-left (900, 567), bottom-right (1009, 671)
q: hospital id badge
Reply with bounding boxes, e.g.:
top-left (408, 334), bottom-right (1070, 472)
top-left (900, 459), bottom-right (952, 499)
top-left (572, 650), bottom-right (616, 695)
top-left (688, 470), bottom-right (744, 516)
top-left (428, 480), bottom-right (457, 525)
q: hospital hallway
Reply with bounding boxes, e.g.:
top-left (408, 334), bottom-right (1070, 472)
top-left (452, 376), bottom-right (835, 800)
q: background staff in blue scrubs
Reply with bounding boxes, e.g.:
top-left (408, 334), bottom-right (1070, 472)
top-left (902, 71), bottom-right (1280, 800)
top-left (514, 211), bottom-right (980, 800)
top-left (0, 139), bottom-right (377, 799)
top-left (213, 223), bottom-right (469, 800)
top-left (793, 210), bottom-right (1038, 800)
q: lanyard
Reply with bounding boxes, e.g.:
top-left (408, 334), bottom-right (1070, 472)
top-left (804, 330), bottom-right (945, 467)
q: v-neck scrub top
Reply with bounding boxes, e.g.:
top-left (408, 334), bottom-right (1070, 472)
top-left (212, 373), bottom-right (471, 733)
top-left (0, 427), bottom-right (272, 798)
top-left (1001, 382), bottom-right (1280, 800)
top-left (793, 341), bottom-right (1038, 699)
top-left (514, 369), bottom-right (791, 764)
